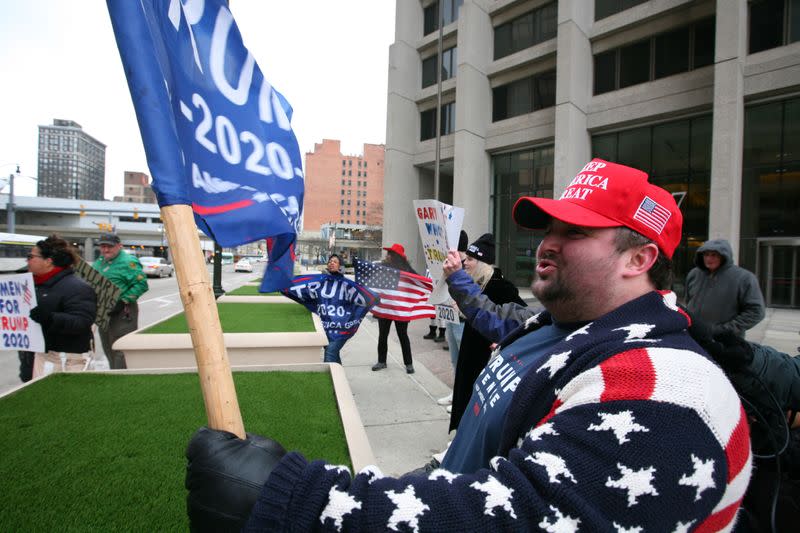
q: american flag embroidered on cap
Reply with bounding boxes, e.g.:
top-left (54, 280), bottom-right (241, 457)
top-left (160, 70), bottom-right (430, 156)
top-left (633, 196), bottom-right (671, 235)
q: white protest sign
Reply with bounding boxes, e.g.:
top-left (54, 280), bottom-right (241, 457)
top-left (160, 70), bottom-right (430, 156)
top-left (413, 200), bottom-right (465, 305)
top-left (436, 304), bottom-right (459, 324)
top-left (0, 273), bottom-right (45, 352)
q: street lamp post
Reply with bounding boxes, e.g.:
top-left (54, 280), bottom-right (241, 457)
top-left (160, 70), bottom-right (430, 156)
top-left (7, 167), bottom-right (18, 233)
top-left (213, 241), bottom-right (225, 299)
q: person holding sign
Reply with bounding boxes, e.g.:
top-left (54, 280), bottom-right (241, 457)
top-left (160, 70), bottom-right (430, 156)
top-left (92, 232), bottom-right (149, 369)
top-left (18, 235), bottom-right (96, 382)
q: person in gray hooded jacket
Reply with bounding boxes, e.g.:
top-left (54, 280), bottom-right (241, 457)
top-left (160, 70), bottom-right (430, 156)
top-left (685, 238), bottom-right (765, 337)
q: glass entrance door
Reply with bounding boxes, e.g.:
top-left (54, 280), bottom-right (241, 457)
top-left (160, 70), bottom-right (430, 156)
top-left (757, 238), bottom-right (800, 308)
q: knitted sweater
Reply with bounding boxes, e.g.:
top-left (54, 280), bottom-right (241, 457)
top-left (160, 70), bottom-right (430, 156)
top-left (246, 291), bottom-right (751, 532)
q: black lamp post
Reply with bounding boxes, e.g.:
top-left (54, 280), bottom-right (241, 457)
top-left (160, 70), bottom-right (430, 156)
top-left (213, 241), bottom-right (225, 299)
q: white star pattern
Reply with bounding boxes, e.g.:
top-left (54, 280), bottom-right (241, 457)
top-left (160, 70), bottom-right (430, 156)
top-left (490, 456), bottom-right (506, 471)
top-left (661, 291), bottom-right (679, 311)
top-left (526, 452), bottom-right (577, 484)
top-left (672, 520), bottom-right (695, 533)
top-left (324, 464), bottom-right (350, 475)
top-left (565, 322), bottom-right (592, 342)
top-left (360, 465), bottom-right (385, 484)
top-left (470, 476), bottom-right (518, 519)
top-left (588, 411), bottom-right (650, 444)
top-left (429, 469), bottom-right (459, 483)
top-left (538, 505), bottom-right (581, 533)
top-left (613, 523), bottom-right (643, 533)
top-left (319, 486), bottom-right (361, 530)
top-left (536, 351), bottom-right (571, 379)
top-left (385, 486), bottom-right (430, 533)
top-left (605, 463), bottom-right (660, 506)
top-left (526, 422), bottom-right (559, 442)
top-left (612, 323), bottom-right (659, 343)
top-left (524, 313), bottom-right (542, 329)
top-left (678, 454), bottom-right (716, 501)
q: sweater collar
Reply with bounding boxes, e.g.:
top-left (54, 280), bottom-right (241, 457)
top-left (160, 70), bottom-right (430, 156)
top-left (33, 266), bottom-right (66, 285)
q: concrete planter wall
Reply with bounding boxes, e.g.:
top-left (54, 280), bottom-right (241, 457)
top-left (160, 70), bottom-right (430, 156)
top-left (1, 363), bottom-right (375, 471)
top-left (113, 309), bottom-right (327, 369)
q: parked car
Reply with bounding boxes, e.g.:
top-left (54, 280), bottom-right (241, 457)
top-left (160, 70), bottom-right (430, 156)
top-left (139, 256), bottom-right (174, 278)
top-left (234, 258), bottom-right (253, 273)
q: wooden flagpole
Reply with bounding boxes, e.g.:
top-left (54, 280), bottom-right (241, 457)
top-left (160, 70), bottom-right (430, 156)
top-left (162, 204), bottom-right (245, 438)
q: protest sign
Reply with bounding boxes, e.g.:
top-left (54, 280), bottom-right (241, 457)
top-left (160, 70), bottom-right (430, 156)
top-left (413, 200), bottom-right (464, 304)
top-left (73, 258), bottom-right (122, 331)
top-left (0, 273), bottom-right (45, 352)
top-left (282, 274), bottom-right (378, 340)
top-left (435, 303), bottom-right (459, 325)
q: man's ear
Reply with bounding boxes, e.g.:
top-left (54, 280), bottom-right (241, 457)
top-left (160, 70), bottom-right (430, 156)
top-left (623, 243), bottom-right (659, 278)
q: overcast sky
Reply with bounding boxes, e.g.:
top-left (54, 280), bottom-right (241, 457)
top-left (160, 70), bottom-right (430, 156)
top-left (0, 1), bottom-right (395, 199)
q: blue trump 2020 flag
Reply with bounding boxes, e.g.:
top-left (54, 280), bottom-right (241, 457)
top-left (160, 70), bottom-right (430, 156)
top-left (282, 274), bottom-right (379, 341)
top-left (107, 0), bottom-right (303, 291)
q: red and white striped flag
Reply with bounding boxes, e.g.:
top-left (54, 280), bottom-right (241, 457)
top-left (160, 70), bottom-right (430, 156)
top-left (354, 258), bottom-right (435, 321)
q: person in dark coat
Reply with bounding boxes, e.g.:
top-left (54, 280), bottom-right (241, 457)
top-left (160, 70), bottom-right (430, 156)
top-left (448, 233), bottom-right (525, 431)
top-left (18, 235), bottom-right (97, 382)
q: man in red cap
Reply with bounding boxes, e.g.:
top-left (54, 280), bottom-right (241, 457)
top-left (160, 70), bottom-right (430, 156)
top-left (185, 160), bottom-right (751, 532)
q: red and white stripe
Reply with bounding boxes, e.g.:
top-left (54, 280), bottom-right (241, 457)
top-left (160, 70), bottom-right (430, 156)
top-left (371, 271), bottom-right (435, 321)
top-left (540, 346), bottom-right (751, 531)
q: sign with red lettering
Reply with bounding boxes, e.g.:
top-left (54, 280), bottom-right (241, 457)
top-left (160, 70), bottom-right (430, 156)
top-left (413, 199), bottom-right (465, 304)
top-left (0, 273), bottom-right (45, 352)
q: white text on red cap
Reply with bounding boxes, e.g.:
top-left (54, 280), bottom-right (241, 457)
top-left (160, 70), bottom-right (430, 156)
top-left (560, 161), bottom-right (609, 201)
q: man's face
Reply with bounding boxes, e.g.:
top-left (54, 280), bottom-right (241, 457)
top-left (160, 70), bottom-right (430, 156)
top-left (702, 251), bottom-right (722, 272)
top-left (99, 243), bottom-right (122, 261)
top-left (327, 256), bottom-right (341, 272)
top-left (532, 220), bottom-right (625, 321)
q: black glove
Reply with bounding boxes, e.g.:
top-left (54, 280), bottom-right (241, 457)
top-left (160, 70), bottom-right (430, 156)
top-left (686, 310), bottom-right (754, 371)
top-left (185, 427), bottom-right (286, 533)
top-left (29, 306), bottom-right (52, 326)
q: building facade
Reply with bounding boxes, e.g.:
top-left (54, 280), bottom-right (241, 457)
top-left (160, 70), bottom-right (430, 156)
top-left (385, 0), bottom-right (800, 308)
top-left (113, 171), bottom-right (157, 204)
top-left (37, 119), bottom-right (106, 201)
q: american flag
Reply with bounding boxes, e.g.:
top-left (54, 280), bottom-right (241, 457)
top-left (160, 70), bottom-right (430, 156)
top-left (22, 280), bottom-right (31, 306)
top-left (354, 258), bottom-right (435, 321)
top-left (632, 196), bottom-right (671, 235)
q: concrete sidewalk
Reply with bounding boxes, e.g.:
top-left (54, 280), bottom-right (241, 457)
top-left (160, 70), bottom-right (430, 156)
top-left (337, 301), bottom-right (799, 477)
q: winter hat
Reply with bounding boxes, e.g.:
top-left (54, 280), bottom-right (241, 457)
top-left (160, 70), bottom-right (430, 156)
top-left (512, 158), bottom-right (683, 258)
top-left (466, 233), bottom-right (495, 265)
top-left (457, 230), bottom-right (469, 252)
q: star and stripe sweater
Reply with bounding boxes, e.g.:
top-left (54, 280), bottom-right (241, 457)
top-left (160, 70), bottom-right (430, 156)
top-left (245, 290), bottom-right (751, 532)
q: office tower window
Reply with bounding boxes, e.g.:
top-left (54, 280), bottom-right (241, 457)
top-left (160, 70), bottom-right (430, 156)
top-left (749, 0), bottom-right (800, 53)
top-left (494, 2), bottom-right (557, 59)
top-left (420, 102), bottom-right (456, 140)
top-left (594, 18), bottom-right (715, 95)
top-left (422, 46), bottom-right (458, 88)
top-left (492, 70), bottom-right (556, 121)
top-left (423, 0), bottom-right (464, 36)
top-left (595, 0), bottom-right (648, 21)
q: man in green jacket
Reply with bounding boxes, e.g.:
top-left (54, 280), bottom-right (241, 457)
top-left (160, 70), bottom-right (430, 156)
top-left (92, 232), bottom-right (149, 369)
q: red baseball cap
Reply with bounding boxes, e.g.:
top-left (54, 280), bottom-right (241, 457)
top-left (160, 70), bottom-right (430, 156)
top-left (512, 159), bottom-right (683, 258)
top-left (383, 243), bottom-right (406, 258)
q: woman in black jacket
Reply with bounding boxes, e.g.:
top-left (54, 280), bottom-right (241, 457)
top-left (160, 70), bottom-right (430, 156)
top-left (18, 235), bottom-right (97, 381)
top-left (448, 234), bottom-right (525, 431)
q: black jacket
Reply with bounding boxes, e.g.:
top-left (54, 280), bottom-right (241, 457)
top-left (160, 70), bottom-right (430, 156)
top-left (449, 268), bottom-right (525, 431)
top-left (34, 269), bottom-right (97, 353)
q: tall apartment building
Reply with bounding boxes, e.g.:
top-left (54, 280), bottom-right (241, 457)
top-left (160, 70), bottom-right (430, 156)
top-left (37, 119), bottom-right (106, 200)
top-left (303, 139), bottom-right (385, 231)
top-left (385, 0), bottom-right (800, 308)
top-left (113, 171), bottom-right (157, 204)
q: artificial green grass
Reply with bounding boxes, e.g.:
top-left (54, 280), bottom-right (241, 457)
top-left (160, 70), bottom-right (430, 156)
top-left (0, 371), bottom-right (350, 531)
top-left (226, 285), bottom-right (280, 296)
top-left (141, 302), bottom-right (313, 333)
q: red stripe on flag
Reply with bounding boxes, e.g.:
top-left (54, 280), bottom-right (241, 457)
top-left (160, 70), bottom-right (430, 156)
top-left (192, 199), bottom-right (255, 215)
top-left (693, 500), bottom-right (742, 533)
top-left (599, 348), bottom-right (656, 402)
top-left (537, 398), bottom-right (564, 427)
top-left (725, 406), bottom-right (751, 483)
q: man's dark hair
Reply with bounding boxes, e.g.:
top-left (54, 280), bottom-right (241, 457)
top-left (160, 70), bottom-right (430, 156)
top-left (36, 234), bottom-right (79, 268)
top-left (614, 227), bottom-right (673, 290)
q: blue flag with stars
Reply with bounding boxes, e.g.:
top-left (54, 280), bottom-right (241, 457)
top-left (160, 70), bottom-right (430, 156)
top-left (107, 0), bottom-right (303, 291)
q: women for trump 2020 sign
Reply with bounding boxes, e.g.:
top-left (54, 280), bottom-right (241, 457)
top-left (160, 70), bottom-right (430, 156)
top-left (0, 273), bottom-right (45, 353)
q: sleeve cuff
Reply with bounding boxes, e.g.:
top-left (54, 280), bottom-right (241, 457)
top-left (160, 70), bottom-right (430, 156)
top-left (245, 451), bottom-right (307, 531)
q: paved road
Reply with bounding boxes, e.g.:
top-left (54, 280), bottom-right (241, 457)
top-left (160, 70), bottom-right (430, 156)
top-left (0, 263), bottom-right (259, 394)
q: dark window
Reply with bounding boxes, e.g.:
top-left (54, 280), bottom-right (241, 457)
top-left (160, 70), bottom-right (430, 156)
top-left (493, 70), bottom-right (556, 121)
top-left (422, 46), bottom-right (458, 88)
top-left (494, 2), bottom-right (557, 59)
top-left (750, 0), bottom-right (800, 53)
top-left (595, 0), bottom-right (648, 21)
top-left (420, 102), bottom-right (456, 140)
top-left (423, 0), bottom-right (464, 36)
top-left (655, 27), bottom-right (690, 79)
top-left (594, 17), bottom-right (715, 95)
